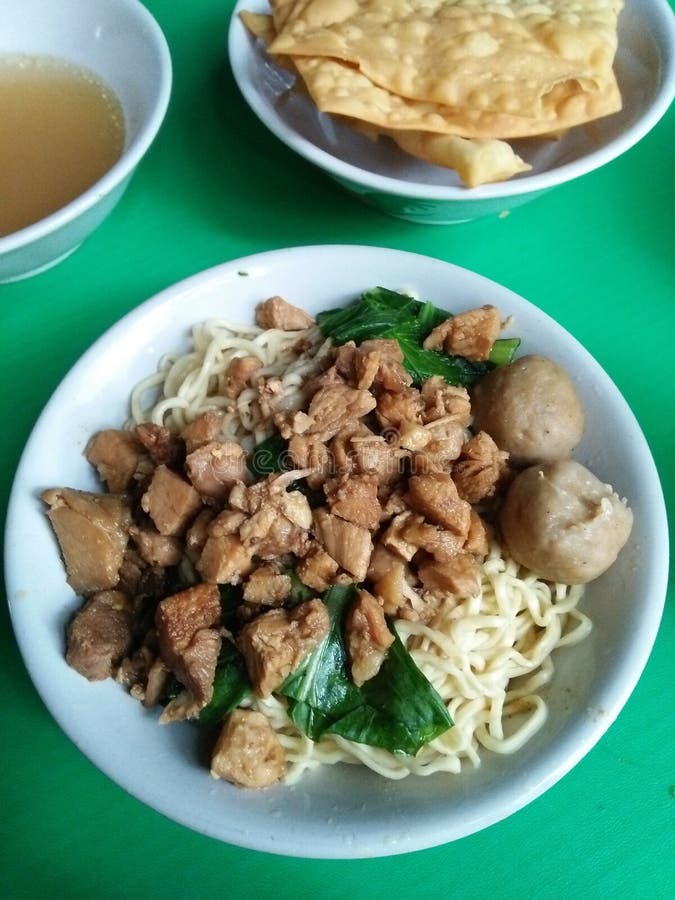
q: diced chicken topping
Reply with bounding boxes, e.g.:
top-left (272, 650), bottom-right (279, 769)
top-left (406, 473), bottom-right (472, 538)
top-left (243, 566), bottom-right (292, 606)
top-left (42, 488), bottom-right (131, 595)
top-left (255, 295), bottom-right (315, 331)
top-left (237, 599), bottom-right (329, 696)
top-left (323, 472), bottom-right (382, 531)
top-left (298, 383), bottom-right (377, 442)
top-left (422, 305), bottom-right (501, 361)
top-left (296, 542), bottom-right (339, 592)
top-left (417, 551), bottom-right (481, 599)
top-left (464, 510), bottom-right (490, 560)
top-left (180, 410), bottom-right (226, 453)
top-left (376, 387), bottom-right (423, 431)
top-left (140, 464), bottom-right (203, 536)
top-left (420, 377), bottom-right (472, 427)
top-left (130, 524), bottom-right (183, 568)
top-left (185, 440), bottom-right (249, 502)
top-left (135, 422), bottom-right (183, 467)
top-left (155, 583), bottom-right (222, 708)
top-left (346, 589), bottom-right (394, 686)
top-left (452, 431), bottom-right (509, 503)
top-left (66, 589), bottom-right (133, 681)
top-left (211, 709), bottom-right (285, 788)
top-left (223, 356), bottom-right (263, 400)
top-left (312, 507), bottom-right (373, 582)
top-left (85, 429), bottom-right (146, 493)
top-left (198, 530), bottom-right (254, 584)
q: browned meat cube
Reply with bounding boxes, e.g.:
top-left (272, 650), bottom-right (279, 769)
top-left (464, 510), bottom-right (490, 560)
top-left (312, 508), bottom-right (373, 582)
top-left (296, 543), bottom-right (339, 592)
top-left (210, 709), bottom-right (285, 788)
top-left (243, 566), bottom-right (292, 606)
top-left (346, 589), bottom-right (394, 686)
top-left (140, 464), bottom-right (203, 536)
top-left (185, 440), bottom-right (248, 502)
top-left (406, 473), bottom-right (471, 537)
top-left (155, 583), bottom-right (222, 706)
top-left (238, 599), bottom-right (328, 697)
top-left (422, 305), bottom-right (501, 361)
top-left (223, 356), bottom-right (263, 399)
top-left (135, 422), bottom-right (183, 466)
top-left (66, 589), bottom-right (133, 681)
top-left (255, 296), bottom-right (314, 331)
top-left (129, 524), bottom-right (183, 567)
top-left (452, 431), bottom-right (509, 503)
top-left (303, 383), bottom-right (377, 442)
top-left (42, 487), bottom-right (131, 594)
top-left (180, 410), bottom-right (225, 453)
top-left (376, 387), bottom-right (423, 430)
top-left (417, 551), bottom-right (481, 598)
top-left (85, 429), bottom-right (146, 492)
top-left (323, 472), bottom-right (382, 531)
top-left (197, 531), bottom-right (254, 584)
top-left (420, 377), bottom-right (471, 426)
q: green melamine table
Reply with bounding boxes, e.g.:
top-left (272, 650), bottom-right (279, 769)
top-left (1, 2), bottom-right (673, 897)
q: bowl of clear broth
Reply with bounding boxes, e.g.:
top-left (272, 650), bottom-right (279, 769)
top-left (0, 0), bottom-right (172, 283)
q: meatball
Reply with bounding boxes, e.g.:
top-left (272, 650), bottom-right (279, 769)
top-left (499, 460), bottom-right (633, 584)
top-left (471, 355), bottom-right (585, 466)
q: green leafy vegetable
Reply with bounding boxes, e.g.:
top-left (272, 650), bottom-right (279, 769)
top-left (198, 640), bottom-right (251, 727)
top-left (248, 433), bottom-right (289, 479)
top-left (317, 286), bottom-right (519, 386)
top-left (280, 584), bottom-right (453, 755)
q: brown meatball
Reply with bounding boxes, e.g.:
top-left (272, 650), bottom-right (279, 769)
top-left (471, 355), bottom-right (585, 466)
top-left (499, 460), bottom-right (633, 584)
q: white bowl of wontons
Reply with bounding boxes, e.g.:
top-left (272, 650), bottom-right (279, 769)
top-left (4, 246), bottom-right (668, 857)
top-left (229, 0), bottom-right (675, 223)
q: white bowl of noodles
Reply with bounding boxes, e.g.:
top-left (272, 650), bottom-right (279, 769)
top-left (4, 245), bottom-right (668, 857)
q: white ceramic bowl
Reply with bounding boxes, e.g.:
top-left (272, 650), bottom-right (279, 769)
top-left (0, 0), bottom-right (172, 282)
top-left (229, 0), bottom-right (675, 224)
top-left (4, 246), bottom-right (668, 857)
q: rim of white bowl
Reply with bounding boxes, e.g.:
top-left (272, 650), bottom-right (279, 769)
top-left (228, 0), bottom-right (675, 201)
top-left (0, 0), bottom-right (172, 255)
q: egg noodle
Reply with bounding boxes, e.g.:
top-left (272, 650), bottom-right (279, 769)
top-left (129, 314), bottom-right (592, 781)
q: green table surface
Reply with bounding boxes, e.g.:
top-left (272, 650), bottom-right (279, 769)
top-left (1, 2), bottom-right (673, 897)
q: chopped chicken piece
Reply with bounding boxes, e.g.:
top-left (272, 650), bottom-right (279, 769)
top-left (198, 530), bottom-right (254, 584)
top-left (155, 583), bottom-right (222, 708)
top-left (42, 488), bottom-right (131, 594)
top-left (255, 295), bottom-right (315, 331)
top-left (412, 421), bottom-right (466, 473)
top-left (381, 511), bottom-right (420, 561)
top-left (300, 383), bottom-right (377, 442)
top-left (422, 305), bottom-right (501, 361)
top-left (351, 435), bottom-right (408, 487)
top-left (329, 422), bottom-right (374, 473)
top-left (296, 542), bottom-right (339, 592)
top-left (85, 429), bottom-right (146, 492)
top-left (373, 558), bottom-right (415, 616)
top-left (417, 551), bottom-right (481, 598)
top-left (243, 566), bottom-right (292, 606)
top-left (135, 422), bottom-right (183, 466)
top-left (376, 387), bottom-right (423, 431)
top-left (464, 510), bottom-right (490, 560)
top-left (288, 433), bottom-right (331, 486)
top-left (223, 355), bottom-right (263, 399)
top-left (420, 377), bottom-right (472, 427)
top-left (231, 472), bottom-right (313, 559)
top-left (211, 709), bottom-right (285, 788)
top-left (237, 599), bottom-right (329, 697)
top-left (185, 440), bottom-right (249, 502)
top-left (406, 473), bottom-right (472, 537)
top-left (312, 507), bottom-right (373, 582)
top-left (346, 589), bottom-right (395, 686)
top-left (400, 514), bottom-right (465, 561)
top-left (140, 464), bottom-right (203, 536)
top-left (367, 543), bottom-right (403, 582)
top-left (66, 589), bottom-right (133, 680)
top-left (130, 524), bottom-right (183, 567)
top-left (452, 431), bottom-right (509, 503)
top-left (180, 410), bottom-right (225, 453)
top-left (323, 472), bottom-right (382, 531)
top-left (358, 339), bottom-right (412, 393)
